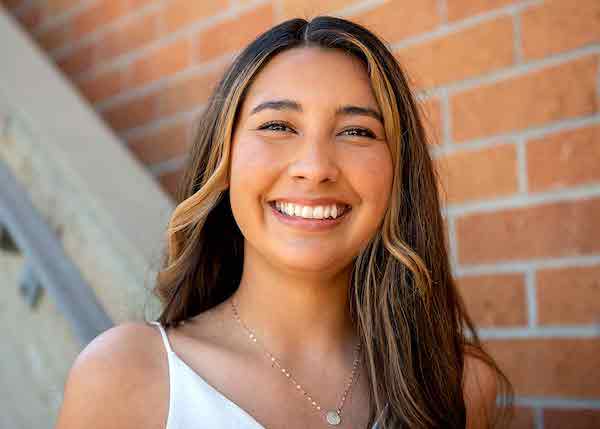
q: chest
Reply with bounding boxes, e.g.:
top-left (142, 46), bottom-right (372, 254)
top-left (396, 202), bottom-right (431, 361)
top-left (166, 347), bottom-right (372, 429)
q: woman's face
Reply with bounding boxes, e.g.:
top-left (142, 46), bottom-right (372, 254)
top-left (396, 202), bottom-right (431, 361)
top-left (229, 47), bottom-right (393, 275)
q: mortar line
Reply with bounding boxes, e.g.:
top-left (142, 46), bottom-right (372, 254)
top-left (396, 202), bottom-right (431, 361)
top-left (477, 325), bottom-right (600, 339)
top-left (430, 114), bottom-right (600, 156)
top-left (391, 0), bottom-right (541, 51)
top-left (516, 136), bottom-right (528, 194)
top-left (455, 255), bottom-right (600, 276)
top-left (515, 397), bottom-right (600, 409)
top-left (446, 183), bottom-right (600, 216)
top-left (525, 268), bottom-right (537, 327)
top-left (512, 9), bottom-right (524, 64)
top-left (416, 44), bottom-right (600, 98)
top-left (533, 407), bottom-right (543, 429)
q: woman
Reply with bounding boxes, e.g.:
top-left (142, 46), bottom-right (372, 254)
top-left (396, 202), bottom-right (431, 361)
top-left (55, 16), bottom-right (513, 429)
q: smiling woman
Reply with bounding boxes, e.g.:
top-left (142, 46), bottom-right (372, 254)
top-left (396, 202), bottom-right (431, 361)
top-left (55, 16), bottom-right (513, 429)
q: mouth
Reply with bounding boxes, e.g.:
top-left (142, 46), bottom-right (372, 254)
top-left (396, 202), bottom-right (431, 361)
top-left (268, 201), bottom-right (352, 220)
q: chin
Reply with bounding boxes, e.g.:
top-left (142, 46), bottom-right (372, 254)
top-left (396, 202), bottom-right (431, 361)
top-left (274, 250), bottom-right (351, 275)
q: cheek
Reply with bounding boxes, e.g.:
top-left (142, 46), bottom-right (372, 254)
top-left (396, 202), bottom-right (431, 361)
top-left (229, 137), bottom-right (278, 215)
top-left (348, 146), bottom-right (393, 210)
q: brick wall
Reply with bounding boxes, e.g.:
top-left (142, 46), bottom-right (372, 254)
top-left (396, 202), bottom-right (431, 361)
top-left (2, 1), bottom-right (599, 427)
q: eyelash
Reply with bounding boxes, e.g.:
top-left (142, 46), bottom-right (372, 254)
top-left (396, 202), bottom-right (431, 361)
top-left (257, 121), bottom-right (376, 139)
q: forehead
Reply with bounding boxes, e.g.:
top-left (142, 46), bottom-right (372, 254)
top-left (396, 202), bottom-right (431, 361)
top-left (240, 46), bottom-right (379, 113)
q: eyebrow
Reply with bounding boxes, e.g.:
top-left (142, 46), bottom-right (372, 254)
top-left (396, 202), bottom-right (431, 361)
top-left (249, 99), bottom-right (383, 123)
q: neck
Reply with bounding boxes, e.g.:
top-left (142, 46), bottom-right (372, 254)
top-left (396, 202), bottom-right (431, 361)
top-left (229, 242), bottom-right (359, 363)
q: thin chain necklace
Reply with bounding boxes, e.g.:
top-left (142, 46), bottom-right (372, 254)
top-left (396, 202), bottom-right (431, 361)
top-left (230, 299), bottom-right (362, 426)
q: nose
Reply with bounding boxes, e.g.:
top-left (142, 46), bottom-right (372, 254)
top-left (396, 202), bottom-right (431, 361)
top-left (288, 137), bottom-right (340, 185)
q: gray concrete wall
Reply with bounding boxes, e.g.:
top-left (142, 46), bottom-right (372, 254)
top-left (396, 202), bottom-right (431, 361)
top-left (0, 10), bottom-right (175, 428)
top-left (0, 250), bottom-right (79, 429)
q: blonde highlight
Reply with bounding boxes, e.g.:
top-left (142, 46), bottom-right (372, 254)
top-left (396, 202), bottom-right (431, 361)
top-left (152, 16), bottom-right (514, 428)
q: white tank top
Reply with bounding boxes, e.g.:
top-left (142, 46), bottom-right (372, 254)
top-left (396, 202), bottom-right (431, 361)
top-left (148, 321), bottom-right (386, 428)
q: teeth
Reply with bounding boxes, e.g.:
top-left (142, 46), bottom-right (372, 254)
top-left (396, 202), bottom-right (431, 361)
top-left (301, 206), bottom-right (312, 219)
top-left (272, 202), bottom-right (348, 220)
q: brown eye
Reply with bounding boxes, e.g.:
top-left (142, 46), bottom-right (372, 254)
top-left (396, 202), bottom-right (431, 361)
top-left (341, 127), bottom-right (376, 138)
top-left (258, 121), bottom-right (296, 133)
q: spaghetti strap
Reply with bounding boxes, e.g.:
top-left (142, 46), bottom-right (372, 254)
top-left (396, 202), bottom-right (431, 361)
top-left (147, 320), bottom-right (174, 355)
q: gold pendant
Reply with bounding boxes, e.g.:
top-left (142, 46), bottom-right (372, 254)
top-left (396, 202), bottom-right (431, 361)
top-left (326, 410), bottom-right (341, 426)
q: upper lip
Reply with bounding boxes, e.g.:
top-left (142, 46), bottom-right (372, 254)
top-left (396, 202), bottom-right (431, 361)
top-left (268, 197), bottom-right (351, 207)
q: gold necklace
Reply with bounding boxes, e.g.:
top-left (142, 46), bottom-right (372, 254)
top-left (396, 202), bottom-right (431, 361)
top-left (230, 299), bottom-right (362, 426)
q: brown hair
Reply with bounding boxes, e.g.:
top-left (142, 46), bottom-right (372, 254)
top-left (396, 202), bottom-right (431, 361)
top-left (152, 16), bottom-right (513, 428)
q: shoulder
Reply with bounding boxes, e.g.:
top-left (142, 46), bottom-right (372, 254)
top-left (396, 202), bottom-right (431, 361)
top-left (463, 351), bottom-right (500, 429)
top-left (54, 321), bottom-right (168, 429)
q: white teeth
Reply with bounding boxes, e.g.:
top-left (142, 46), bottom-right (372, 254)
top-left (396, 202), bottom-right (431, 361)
top-left (313, 206), bottom-right (323, 218)
top-left (273, 202), bottom-right (348, 220)
top-left (301, 206), bottom-right (312, 218)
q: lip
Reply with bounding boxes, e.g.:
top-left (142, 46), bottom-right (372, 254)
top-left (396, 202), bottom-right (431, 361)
top-left (267, 201), bottom-right (351, 231)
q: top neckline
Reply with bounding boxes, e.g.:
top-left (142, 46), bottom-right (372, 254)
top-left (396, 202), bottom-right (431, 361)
top-left (150, 320), bottom-right (385, 428)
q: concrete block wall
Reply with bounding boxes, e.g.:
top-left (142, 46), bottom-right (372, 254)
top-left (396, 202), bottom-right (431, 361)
top-left (2, 1), bottom-right (599, 427)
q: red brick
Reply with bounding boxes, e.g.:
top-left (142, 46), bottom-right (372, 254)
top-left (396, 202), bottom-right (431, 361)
top-left (96, 11), bottom-right (158, 62)
top-left (511, 407), bottom-right (535, 429)
top-left (420, 97), bottom-right (442, 144)
top-left (485, 338), bottom-right (600, 397)
top-left (101, 93), bottom-right (158, 132)
top-left (447, 0), bottom-right (514, 22)
top-left (127, 122), bottom-right (189, 165)
top-left (435, 144), bottom-right (518, 204)
top-left (56, 43), bottom-right (95, 76)
top-left (280, 0), bottom-right (349, 20)
top-left (71, 0), bottom-right (128, 39)
top-left (522, 0), bottom-right (600, 60)
top-left (527, 125), bottom-right (600, 192)
top-left (537, 264), bottom-right (600, 325)
top-left (76, 69), bottom-right (123, 104)
top-left (353, 0), bottom-right (440, 45)
top-left (43, 0), bottom-right (80, 18)
top-left (451, 56), bottom-right (599, 142)
top-left (196, 5), bottom-right (273, 62)
top-left (159, 70), bottom-right (222, 116)
top-left (130, 38), bottom-right (191, 88)
top-left (396, 17), bottom-right (514, 89)
top-left (456, 197), bottom-right (600, 264)
top-left (163, 0), bottom-right (227, 34)
top-left (544, 408), bottom-right (600, 429)
top-left (158, 168), bottom-right (184, 197)
top-left (34, 25), bottom-right (71, 51)
top-left (456, 273), bottom-right (527, 327)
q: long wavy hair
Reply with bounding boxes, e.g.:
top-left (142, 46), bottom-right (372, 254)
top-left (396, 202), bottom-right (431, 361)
top-left (152, 16), bottom-right (513, 429)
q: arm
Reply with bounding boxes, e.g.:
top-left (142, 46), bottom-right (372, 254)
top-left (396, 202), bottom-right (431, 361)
top-left (54, 322), bottom-right (166, 429)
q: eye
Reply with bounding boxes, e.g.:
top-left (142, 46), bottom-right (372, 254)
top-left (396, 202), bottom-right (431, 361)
top-left (340, 127), bottom-right (376, 138)
top-left (257, 121), bottom-right (296, 133)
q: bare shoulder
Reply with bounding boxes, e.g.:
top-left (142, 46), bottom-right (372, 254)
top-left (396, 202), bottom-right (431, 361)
top-left (54, 321), bottom-right (168, 429)
top-left (463, 351), bottom-right (500, 429)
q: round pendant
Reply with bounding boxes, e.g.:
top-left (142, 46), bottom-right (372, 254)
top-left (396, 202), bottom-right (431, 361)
top-left (326, 410), bottom-right (341, 426)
